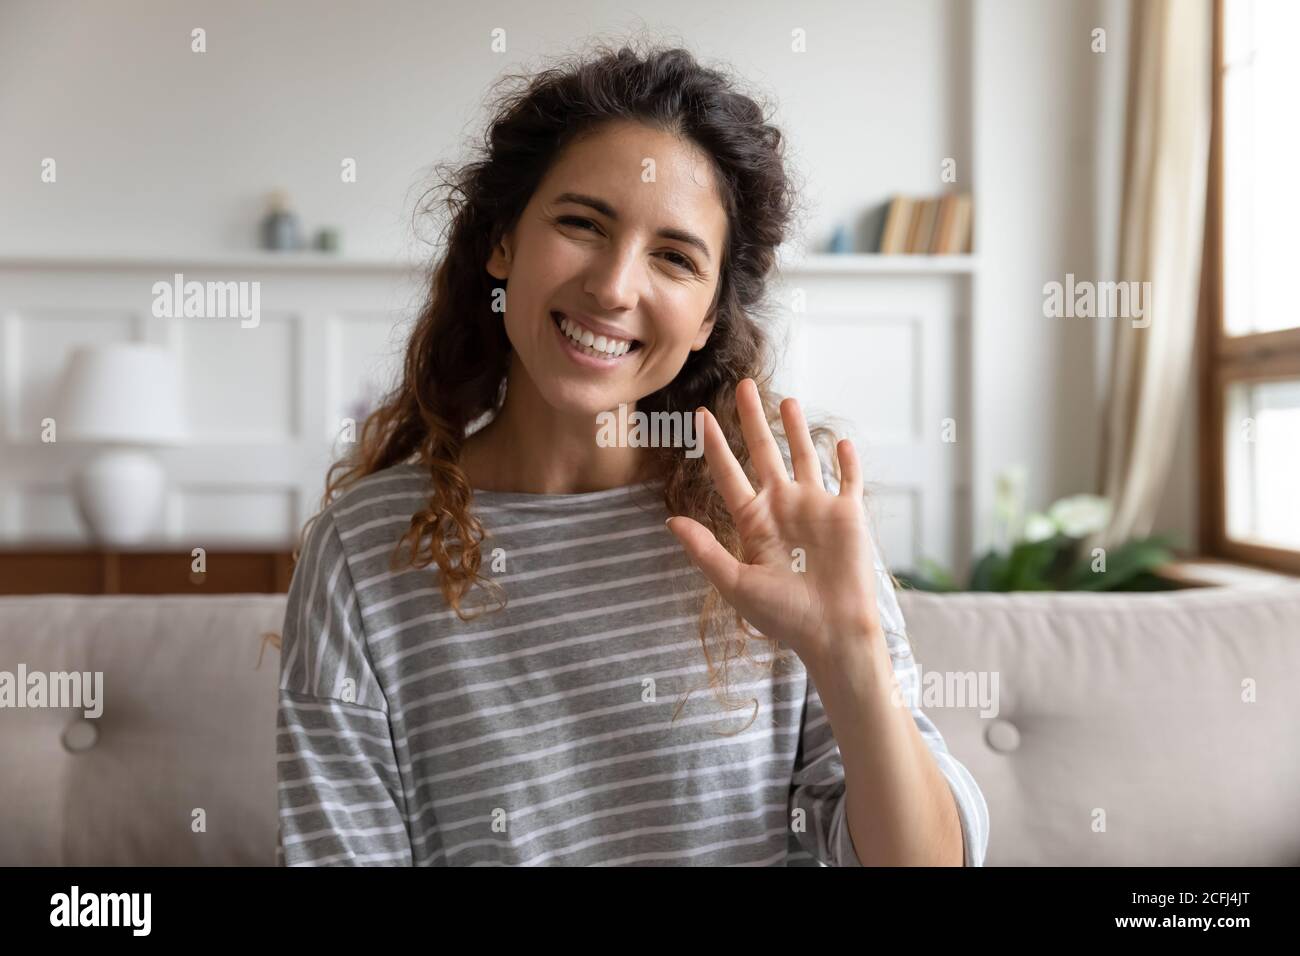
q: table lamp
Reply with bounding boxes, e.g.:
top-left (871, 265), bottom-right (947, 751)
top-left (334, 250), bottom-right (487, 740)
top-left (56, 343), bottom-right (186, 545)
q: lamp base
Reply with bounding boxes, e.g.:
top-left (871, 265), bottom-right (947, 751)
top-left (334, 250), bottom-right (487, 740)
top-left (74, 449), bottom-right (166, 546)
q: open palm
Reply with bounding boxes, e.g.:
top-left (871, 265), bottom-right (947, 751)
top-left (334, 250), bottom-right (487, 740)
top-left (666, 378), bottom-right (883, 672)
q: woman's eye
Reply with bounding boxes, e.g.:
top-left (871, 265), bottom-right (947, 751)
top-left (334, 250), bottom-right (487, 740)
top-left (661, 251), bottom-right (696, 272)
top-left (558, 216), bottom-right (598, 232)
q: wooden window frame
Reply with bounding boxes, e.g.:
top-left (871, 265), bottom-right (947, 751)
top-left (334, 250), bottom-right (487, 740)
top-left (1199, 0), bottom-right (1300, 575)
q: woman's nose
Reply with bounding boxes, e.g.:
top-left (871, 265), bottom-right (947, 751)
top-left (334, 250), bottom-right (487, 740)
top-left (582, 244), bottom-right (644, 312)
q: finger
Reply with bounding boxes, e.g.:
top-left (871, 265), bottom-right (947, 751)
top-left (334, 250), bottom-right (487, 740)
top-left (666, 516), bottom-right (743, 605)
top-left (779, 397), bottom-right (824, 490)
top-left (836, 438), bottom-right (863, 500)
top-left (736, 378), bottom-right (788, 488)
top-left (698, 407), bottom-right (756, 515)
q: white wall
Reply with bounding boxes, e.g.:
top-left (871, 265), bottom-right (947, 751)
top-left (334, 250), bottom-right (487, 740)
top-left (970, 0), bottom-right (1147, 549)
top-left (0, 0), bottom-right (962, 259)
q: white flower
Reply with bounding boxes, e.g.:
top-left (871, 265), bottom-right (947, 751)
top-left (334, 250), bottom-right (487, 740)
top-left (994, 465), bottom-right (1027, 518)
top-left (1022, 512), bottom-right (1056, 543)
top-left (994, 464), bottom-right (1028, 544)
top-left (1047, 494), bottom-right (1111, 538)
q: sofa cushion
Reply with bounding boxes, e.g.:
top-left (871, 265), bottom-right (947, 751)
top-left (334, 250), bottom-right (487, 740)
top-left (896, 583), bottom-right (1300, 865)
top-left (0, 595), bottom-right (285, 866)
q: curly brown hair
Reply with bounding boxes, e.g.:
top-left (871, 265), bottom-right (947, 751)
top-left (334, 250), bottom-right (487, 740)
top-left (297, 39), bottom-right (850, 728)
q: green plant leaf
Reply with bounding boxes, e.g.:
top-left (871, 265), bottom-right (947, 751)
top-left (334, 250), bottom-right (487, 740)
top-left (1065, 537), bottom-right (1175, 590)
top-left (1002, 537), bottom-right (1068, 591)
top-left (1109, 570), bottom-right (1183, 592)
top-left (967, 550), bottom-right (1009, 591)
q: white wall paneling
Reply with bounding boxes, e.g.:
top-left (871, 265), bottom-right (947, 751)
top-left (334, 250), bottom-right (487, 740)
top-left (0, 256), bottom-right (425, 547)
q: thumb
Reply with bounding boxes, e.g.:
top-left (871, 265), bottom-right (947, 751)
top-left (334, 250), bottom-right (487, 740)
top-left (666, 516), bottom-right (743, 604)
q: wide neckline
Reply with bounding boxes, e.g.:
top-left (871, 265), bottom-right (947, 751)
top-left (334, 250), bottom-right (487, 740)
top-left (391, 461), bottom-right (665, 506)
top-left (469, 478), bottom-right (665, 505)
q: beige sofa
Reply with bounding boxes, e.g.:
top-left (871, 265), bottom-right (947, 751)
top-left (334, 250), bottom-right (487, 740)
top-left (1, 584), bottom-right (1297, 865)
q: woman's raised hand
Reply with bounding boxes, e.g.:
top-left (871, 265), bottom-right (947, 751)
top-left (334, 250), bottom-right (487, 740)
top-left (665, 378), bottom-right (884, 672)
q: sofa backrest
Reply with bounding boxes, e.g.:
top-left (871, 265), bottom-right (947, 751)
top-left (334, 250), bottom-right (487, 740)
top-left (1, 585), bottom-right (1297, 865)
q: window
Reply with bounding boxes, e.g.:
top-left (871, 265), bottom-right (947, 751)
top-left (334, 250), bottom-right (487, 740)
top-left (1202, 0), bottom-right (1300, 572)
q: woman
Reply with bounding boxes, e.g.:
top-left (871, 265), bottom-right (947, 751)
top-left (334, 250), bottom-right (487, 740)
top-left (276, 42), bottom-right (989, 866)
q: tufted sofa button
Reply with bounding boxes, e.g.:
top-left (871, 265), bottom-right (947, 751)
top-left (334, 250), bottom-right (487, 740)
top-left (61, 718), bottom-right (99, 754)
top-left (985, 719), bottom-right (1020, 753)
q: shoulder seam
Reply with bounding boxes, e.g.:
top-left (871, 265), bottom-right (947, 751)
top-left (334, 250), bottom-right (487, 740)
top-left (295, 511), bottom-right (388, 711)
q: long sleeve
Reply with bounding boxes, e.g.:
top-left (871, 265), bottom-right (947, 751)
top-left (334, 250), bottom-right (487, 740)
top-left (787, 667), bottom-right (860, 866)
top-left (276, 509), bottom-right (414, 866)
top-left (787, 554), bottom-right (990, 866)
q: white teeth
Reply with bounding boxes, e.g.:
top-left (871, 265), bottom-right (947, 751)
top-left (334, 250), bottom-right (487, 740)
top-left (556, 312), bottom-right (635, 358)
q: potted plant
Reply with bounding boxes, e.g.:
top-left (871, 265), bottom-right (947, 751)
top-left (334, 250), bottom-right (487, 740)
top-left (897, 466), bottom-right (1181, 592)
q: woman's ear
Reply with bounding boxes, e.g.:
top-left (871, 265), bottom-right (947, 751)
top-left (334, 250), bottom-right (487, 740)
top-left (690, 307), bottom-right (717, 351)
top-left (486, 233), bottom-right (513, 280)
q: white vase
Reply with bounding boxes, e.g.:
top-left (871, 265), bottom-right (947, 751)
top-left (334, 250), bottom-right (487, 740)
top-left (73, 448), bottom-right (166, 546)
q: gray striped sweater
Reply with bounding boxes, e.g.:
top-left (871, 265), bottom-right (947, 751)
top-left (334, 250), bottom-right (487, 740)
top-left (276, 461), bottom-right (989, 866)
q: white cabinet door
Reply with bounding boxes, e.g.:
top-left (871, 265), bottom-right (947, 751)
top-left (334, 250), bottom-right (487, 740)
top-left (764, 268), bottom-right (971, 578)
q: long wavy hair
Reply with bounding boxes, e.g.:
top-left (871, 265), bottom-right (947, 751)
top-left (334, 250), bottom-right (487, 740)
top-left (295, 41), bottom-right (854, 728)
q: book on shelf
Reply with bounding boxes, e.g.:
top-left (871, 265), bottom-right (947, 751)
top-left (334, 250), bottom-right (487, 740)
top-left (877, 192), bottom-right (972, 254)
top-left (951, 193), bottom-right (972, 254)
top-left (929, 193), bottom-right (957, 253)
top-left (909, 198), bottom-right (939, 253)
top-left (879, 195), bottom-right (912, 254)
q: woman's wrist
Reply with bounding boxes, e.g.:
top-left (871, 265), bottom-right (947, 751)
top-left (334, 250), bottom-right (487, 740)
top-left (803, 623), bottom-right (894, 707)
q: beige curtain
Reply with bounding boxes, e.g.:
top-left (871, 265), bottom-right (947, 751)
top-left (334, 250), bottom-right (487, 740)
top-left (1096, 0), bottom-right (1212, 548)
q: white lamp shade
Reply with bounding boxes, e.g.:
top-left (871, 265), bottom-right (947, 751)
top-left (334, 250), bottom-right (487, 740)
top-left (57, 343), bottom-right (186, 444)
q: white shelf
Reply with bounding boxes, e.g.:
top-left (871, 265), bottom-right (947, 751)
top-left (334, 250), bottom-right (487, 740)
top-left (0, 251), bottom-right (429, 273)
top-left (777, 253), bottom-right (978, 276)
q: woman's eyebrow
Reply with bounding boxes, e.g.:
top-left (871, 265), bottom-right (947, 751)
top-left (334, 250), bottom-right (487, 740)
top-left (552, 191), bottom-right (713, 263)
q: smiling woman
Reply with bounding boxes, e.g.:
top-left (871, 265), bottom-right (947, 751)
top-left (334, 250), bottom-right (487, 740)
top-left (274, 41), bottom-right (989, 868)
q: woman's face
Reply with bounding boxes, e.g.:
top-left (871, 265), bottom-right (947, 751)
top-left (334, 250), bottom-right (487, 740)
top-left (486, 120), bottom-right (728, 417)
